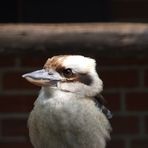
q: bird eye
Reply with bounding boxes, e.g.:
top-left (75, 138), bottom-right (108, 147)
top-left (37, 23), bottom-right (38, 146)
top-left (62, 68), bottom-right (73, 78)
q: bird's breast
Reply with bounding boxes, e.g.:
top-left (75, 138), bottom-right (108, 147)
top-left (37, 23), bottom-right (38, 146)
top-left (28, 93), bottom-right (111, 148)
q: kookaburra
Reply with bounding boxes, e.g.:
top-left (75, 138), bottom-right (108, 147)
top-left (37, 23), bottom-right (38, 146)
top-left (23, 55), bottom-right (112, 148)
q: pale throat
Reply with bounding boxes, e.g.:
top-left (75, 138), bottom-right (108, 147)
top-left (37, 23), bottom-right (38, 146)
top-left (37, 86), bottom-right (83, 105)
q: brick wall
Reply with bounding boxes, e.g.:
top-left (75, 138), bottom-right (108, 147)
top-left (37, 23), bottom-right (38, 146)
top-left (0, 53), bottom-right (148, 148)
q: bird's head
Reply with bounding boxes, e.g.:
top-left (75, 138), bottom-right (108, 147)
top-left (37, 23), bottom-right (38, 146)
top-left (23, 55), bottom-right (103, 97)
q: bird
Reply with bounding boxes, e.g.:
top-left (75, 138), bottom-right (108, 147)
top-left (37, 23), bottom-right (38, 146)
top-left (22, 55), bottom-right (112, 148)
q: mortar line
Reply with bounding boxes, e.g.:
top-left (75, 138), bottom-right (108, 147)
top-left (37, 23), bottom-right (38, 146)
top-left (120, 90), bottom-right (126, 112)
top-left (138, 68), bottom-right (145, 88)
top-left (14, 56), bottom-right (21, 68)
top-left (139, 115), bottom-right (146, 136)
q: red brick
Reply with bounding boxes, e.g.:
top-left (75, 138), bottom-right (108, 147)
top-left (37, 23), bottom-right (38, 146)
top-left (0, 95), bottom-right (36, 112)
top-left (126, 92), bottom-right (148, 111)
top-left (2, 119), bottom-right (28, 137)
top-left (111, 116), bottom-right (140, 135)
top-left (131, 139), bottom-right (148, 148)
top-left (103, 93), bottom-right (121, 111)
top-left (2, 72), bottom-right (40, 90)
top-left (100, 70), bottom-right (139, 88)
top-left (21, 56), bottom-right (48, 67)
top-left (97, 56), bottom-right (148, 67)
top-left (0, 142), bottom-right (33, 148)
top-left (0, 56), bottom-right (15, 67)
top-left (107, 139), bottom-right (125, 148)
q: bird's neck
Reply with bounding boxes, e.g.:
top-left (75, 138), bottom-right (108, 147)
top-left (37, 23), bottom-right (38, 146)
top-left (35, 87), bottom-right (88, 105)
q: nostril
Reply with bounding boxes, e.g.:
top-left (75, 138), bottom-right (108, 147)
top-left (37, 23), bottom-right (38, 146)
top-left (48, 72), bottom-right (53, 75)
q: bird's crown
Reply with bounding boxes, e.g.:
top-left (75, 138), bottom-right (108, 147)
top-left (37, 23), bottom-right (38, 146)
top-left (44, 55), bottom-right (96, 73)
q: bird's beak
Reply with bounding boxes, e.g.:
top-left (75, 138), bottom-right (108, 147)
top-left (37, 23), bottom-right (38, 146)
top-left (22, 69), bottom-right (62, 86)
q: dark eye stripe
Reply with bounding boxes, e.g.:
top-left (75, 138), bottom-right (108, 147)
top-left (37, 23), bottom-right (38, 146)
top-left (78, 73), bottom-right (92, 86)
top-left (56, 68), bottom-right (93, 85)
top-left (56, 67), bottom-right (65, 74)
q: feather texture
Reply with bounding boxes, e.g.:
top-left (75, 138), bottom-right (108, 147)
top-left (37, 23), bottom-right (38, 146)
top-left (23, 55), bottom-right (112, 148)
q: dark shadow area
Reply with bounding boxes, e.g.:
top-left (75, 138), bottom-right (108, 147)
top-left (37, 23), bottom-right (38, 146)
top-left (0, 0), bottom-right (111, 23)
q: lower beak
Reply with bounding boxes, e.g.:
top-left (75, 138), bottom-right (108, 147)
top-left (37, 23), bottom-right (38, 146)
top-left (22, 69), bottom-right (61, 86)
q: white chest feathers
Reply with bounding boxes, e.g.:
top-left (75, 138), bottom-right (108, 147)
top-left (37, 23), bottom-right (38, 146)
top-left (28, 89), bottom-right (111, 148)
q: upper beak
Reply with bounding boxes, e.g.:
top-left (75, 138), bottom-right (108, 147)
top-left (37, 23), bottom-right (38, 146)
top-left (22, 69), bottom-right (62, 86)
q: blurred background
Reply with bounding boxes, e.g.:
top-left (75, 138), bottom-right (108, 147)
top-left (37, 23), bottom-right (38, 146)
top-left (0, 0), bottom-right (148, 23)
top-left (0, 0), bottom-right (148, 148)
